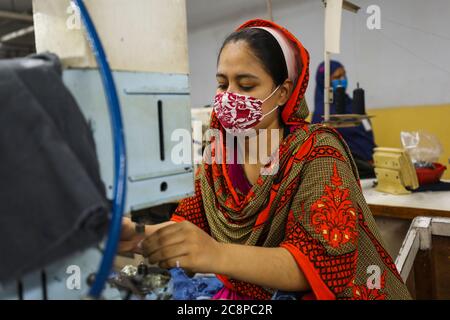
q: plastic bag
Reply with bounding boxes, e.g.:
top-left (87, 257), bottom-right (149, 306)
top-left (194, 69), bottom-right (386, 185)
top-left (400, 131), bottom-right (443, 167)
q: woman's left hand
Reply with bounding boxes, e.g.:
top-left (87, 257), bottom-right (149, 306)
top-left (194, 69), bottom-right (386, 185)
top-left (140, 220), bottom-right (222, 274)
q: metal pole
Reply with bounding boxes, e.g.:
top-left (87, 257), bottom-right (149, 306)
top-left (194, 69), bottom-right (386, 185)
top-left (323, 0), bottom-right (330, 122)
top-left (324, 51), bottom-right (331, 122)
top-left (266, 0), bottom-right (273, 21)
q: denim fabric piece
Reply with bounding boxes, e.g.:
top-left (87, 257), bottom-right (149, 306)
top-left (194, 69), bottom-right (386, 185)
top-left (169, 268), bottom-right (223, 300)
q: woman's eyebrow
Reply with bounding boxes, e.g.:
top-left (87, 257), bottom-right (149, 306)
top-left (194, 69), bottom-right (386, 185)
top-left (236, 73), bottom-right (259, 80)
top-left (216, 73), bottom-right (259, 81)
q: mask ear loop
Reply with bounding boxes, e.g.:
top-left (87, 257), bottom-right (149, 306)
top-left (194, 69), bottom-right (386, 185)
top-left (261, 85), bottom-right (281, 120)
top-left (262, 85), bottom-right (281, 103)
top-left (261, 104), bottom-right (279, 120)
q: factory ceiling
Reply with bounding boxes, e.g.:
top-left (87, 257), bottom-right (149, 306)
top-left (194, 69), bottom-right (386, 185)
top-left (0, 0), bottom-right (33, 58)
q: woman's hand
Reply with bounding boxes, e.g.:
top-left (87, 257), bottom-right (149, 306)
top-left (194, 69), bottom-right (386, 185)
top-left (140, 220), bottom-right (222, 274)
top-left (117, 217), bottom-right (145, 254)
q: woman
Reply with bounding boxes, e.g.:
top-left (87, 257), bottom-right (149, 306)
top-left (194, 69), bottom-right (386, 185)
top-left (312, 60), bottom-right (377, 164)
top-left (119, 19), bottom-right (411, 300)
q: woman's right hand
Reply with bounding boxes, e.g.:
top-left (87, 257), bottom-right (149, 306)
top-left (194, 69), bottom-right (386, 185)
top-left (117, 217), bottom-right (145, 254)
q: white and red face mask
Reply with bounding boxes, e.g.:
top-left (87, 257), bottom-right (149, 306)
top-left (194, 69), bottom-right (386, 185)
top-left (213, 86), bottom-right (280, 134)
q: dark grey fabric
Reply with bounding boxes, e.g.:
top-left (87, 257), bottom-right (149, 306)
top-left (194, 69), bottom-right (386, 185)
top-left (413, 181), bottom-right (450, 192)
top-left (0, 53), bottom-right (109, 283)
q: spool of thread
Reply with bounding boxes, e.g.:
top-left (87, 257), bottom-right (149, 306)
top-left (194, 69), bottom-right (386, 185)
top-left (352, 83), bottom-right (366, 115)
top-left (335, 86), bottom-right (346, 114)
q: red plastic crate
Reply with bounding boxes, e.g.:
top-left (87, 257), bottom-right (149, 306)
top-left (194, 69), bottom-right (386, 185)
top-left (415, 163), bottom-right (447, 185)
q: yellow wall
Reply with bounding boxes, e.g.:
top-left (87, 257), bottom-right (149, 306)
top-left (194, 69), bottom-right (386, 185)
top-left (369, 104), bottom-right (450, 179)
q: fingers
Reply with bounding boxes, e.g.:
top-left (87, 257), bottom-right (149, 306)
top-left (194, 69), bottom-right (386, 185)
top-left (158, 256), bottom-right (190, 270)
top-left (118, 234), bottom-right (145, 254)
top-left (120, 217), bottom-right (136, 241)
top-left (136, 221), bottom-right (202, 271)
top-left (147, 242), bottom-right (188, 266)
top-left (141, 223), bottom-right (185, 257)
top-left (117, 240), bottom-right (138, 254)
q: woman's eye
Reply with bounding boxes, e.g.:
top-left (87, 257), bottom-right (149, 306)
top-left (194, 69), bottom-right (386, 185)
top-left (217, 84), bottom-right (227, 90)
top-left (240, 86), bottom-right (254, 92)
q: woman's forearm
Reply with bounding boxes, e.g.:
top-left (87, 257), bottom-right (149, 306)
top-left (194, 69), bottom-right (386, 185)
top-left (139, 221), bottom-right (310, 291)
top-left (214, 243), bottom-right (310, 292)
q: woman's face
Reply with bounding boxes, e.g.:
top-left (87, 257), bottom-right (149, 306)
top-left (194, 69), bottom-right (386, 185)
top-left (216, 40), bottom-right (292, 130)
top-left (331, 67), bottom-right (346, 81)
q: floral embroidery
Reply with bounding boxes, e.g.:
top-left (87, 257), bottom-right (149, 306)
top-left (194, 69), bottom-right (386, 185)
top-left (310, 163), bottom-right (357, 248)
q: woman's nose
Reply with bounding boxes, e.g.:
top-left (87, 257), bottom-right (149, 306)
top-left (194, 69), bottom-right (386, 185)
top-left (227, 82), bottom-right (243, 93)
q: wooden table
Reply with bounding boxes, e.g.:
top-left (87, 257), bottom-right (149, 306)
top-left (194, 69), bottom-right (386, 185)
top-left (361, 179), bottom-right (450, 299)
top-left (361, 179), bottom-right (450, 219)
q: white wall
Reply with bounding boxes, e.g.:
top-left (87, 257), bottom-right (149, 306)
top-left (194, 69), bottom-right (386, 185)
top-left (187, 0), bottom-right (450, 112)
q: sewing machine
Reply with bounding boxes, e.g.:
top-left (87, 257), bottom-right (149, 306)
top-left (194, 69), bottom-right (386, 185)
top-left (0, 0), bottom-right (192, 300)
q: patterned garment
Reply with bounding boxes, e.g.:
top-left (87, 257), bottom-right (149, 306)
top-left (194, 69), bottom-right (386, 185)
top-left (171, 19), bottom-right (411, 300)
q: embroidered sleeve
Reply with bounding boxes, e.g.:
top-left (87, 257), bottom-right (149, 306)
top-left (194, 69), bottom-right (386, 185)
top-left (171, 175), bottom-right (211, 235)
top-left (280, 132), bottom-right (361, 300)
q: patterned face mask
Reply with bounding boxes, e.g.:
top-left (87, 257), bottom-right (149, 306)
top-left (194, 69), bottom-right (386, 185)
top-left (213, 86), bottom-right (280, 134)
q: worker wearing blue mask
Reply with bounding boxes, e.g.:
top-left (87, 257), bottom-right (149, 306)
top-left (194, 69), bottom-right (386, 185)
top-left (312, 60), bottom-right (376, 169)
